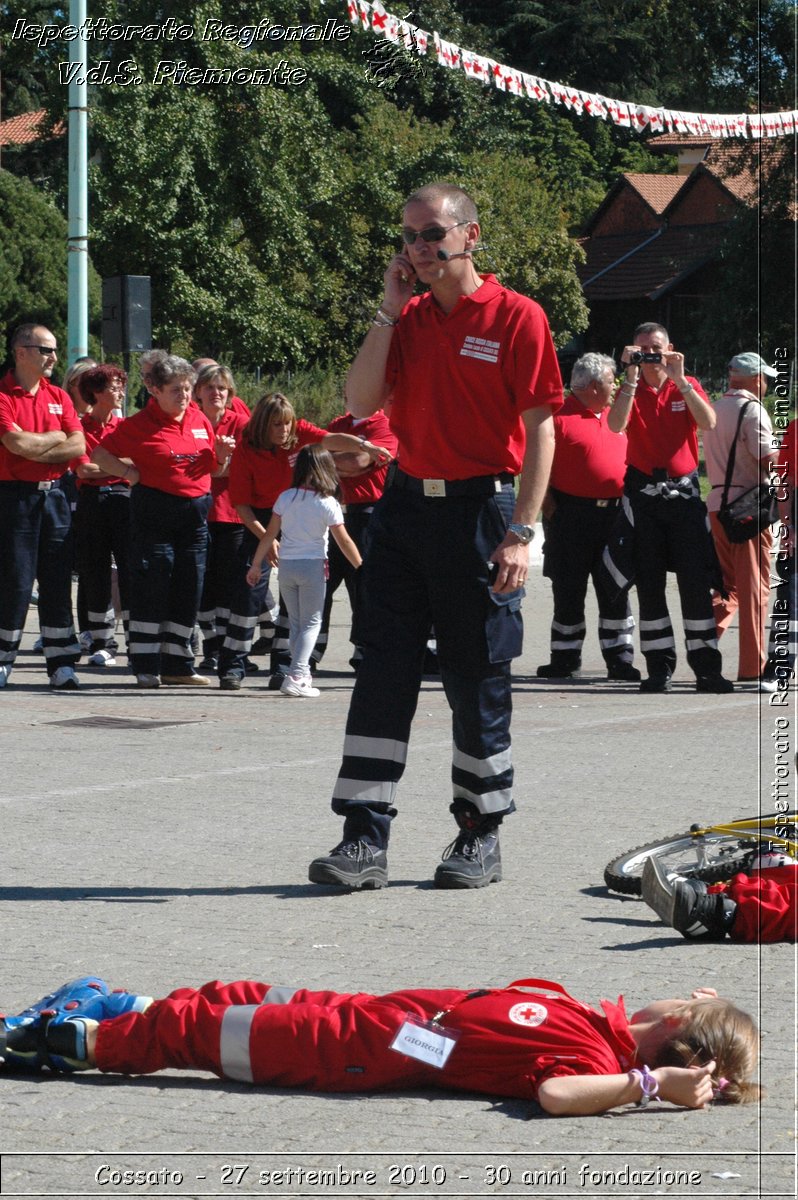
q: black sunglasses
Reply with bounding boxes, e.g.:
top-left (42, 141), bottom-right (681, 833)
top-left (22, 344), bottom-right (58, 355)
top-left (401, 221), bottom-right (469, 245)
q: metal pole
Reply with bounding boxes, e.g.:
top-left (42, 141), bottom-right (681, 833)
top-left (67, 0), bottom-right (88, 365)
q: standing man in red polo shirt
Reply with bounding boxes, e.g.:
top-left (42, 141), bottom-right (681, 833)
top-left (0, 323), bottom-right (86, 689)
top-left (608, 324), bottom-right (732, 693)
top-left (308, 182), bottom-right (562, 891)
top-left (537, 352), bottom-right (639, 682)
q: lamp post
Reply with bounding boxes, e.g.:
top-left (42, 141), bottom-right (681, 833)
top-left (67, 0), bottom-right (88, 365)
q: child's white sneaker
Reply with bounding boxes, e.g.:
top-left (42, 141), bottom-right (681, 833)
top-left (280, 674), bottom-right (320, 698)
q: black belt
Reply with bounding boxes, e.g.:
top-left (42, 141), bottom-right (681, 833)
top-left (552, 491), bottom-right (621, 509)
top-left (389, 466), bottom-right (514, 498)
top-left (0, 479), bottom-right (61, 492)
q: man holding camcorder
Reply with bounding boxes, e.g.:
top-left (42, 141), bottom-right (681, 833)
top-left (607, 323), bottom-right (733, 694)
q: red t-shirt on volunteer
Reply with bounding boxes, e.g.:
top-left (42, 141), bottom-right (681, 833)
top-left (0, 371), bottom-right (82, 483)
top-left (74, 411), bottom-right (129, 489)
top-left (386, 275), bottom-right (562, 480)
top-left (228, 418), bottom-right (326, 509)
top-left (625, 375), bottom-right (706, 477)
top-left (208, 407), bottom-right (249, 523)
top-left (326, 410), bottom-right (398, 506)
top-left (549, 394), bottom-right (627, 498)
top-left (100, 397), bottom-right (216, 498)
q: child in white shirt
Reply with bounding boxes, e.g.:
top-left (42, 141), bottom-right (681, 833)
top-left (248, 446), bottom-right (362, 696)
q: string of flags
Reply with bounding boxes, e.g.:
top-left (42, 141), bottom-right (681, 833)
top-left (346, 0), bottom-right (796, 138)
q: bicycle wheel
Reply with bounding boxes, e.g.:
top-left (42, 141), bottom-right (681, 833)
top-left (604, 831), bottom-right (760, 895)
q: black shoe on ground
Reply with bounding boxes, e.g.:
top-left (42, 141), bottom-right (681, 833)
top-left (434, 829), bottom-right (502, 889)
top-left (695, 673), bottom-right (734, 694)
top-left (243, 657), bottom-right (260, 675)
top-left (672, 878), bottom-right (735, 939)
top-left (199, 656), bottom-right (218, 673)
top-left (267, 671), bottom-right (286, 691)
top-left (220, 673), bottom-right (242, 691)
top-left (606, 661), bottom-right (641, 682)
top-left (308, 840), bottom-right (388, 889)
top-left (639, 672), bottom-right (672, 693)
top-left (536, 662), bottom-right (581, 679)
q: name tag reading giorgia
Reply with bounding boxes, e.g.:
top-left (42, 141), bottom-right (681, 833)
top-left (390, 1016), bottom-right (460, 1069)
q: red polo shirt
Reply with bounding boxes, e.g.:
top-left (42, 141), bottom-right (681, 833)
top-left (386, 275), bottom-right (562, 480)
top-left (550, 394), bottom-right (627, 498)
top-left (326, 410), bottom-right (398, 505)
top-left (209, 408), bottom-right (249, 523)
top-left (625, 375), bottom-right (706, 476)
top-left (100, 397), bottom-right (216, 498)
top-left (228, 418), bottom-right (326, 509)
top-left (75, 412), bottom-right (128, 489)
top-left (0, 371), bottom-right (82, 483)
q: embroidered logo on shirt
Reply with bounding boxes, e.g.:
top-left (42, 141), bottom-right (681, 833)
top-left (47, 404), bottom-right (63, 414)
top-left (671, 399), bottom-right (686, 412)
top-left (508, 1001), bottom-right (547, 1027)
top-left (191, 428), bottom-right (209, 439)
top-left (460, 336), bottom-right (500, 363)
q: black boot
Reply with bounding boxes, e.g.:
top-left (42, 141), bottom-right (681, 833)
top-left (672, 879), bottom-right (736, 939)
top-left (434, 803), bottom-right (502, 889)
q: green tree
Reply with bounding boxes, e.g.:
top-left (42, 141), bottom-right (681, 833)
top-left (0, 169), bottom-right (101, 364)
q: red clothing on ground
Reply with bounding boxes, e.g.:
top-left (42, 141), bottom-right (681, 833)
top-left (625, 376), bottom-right (706, 477)
top-left (227, 419), bottom-right (326, 508)
top-left (94, 978), bottom-right (637, 1101)
top-left (75, 412), bottom-right (128, 488)
top-left (549, 394), bottom-right (627, 498)
top-left (716, 867), bottom-right (798, 943)
top-left (0, 372), bottom-right (82, 483)
top-left (100, 398), bottom-right (216, 497)
top-left (208, 408), bottom-right (249, 523)
top-left (386, 275), bottom-right (562, 480)
top-left (326, 410), bottom-right (398, 506)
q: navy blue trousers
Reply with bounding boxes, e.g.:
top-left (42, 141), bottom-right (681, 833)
top-left (127, 486), bottom-right (210, 677)
top-left (0, 481), bottom-right (79, 675)
top-left (542, 496), bottom-right (635, 670)
top-left (331, 484), bottom-right (522, 849)
top-left (73, 487), bottom-right (131, 651)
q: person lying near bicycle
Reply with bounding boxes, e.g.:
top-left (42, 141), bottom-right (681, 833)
top-left (1, 974), bottom-right (760, 1112)
top-left (642, 854), bottom-right (797, 942)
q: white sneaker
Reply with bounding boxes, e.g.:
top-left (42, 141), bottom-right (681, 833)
top-left (136, 673), bottom-right (161, 688)
top-left (50, 666), bottom-right (79, 690)
top-left (0, 665), bottom-right (11, 688)
top-left (78, 631), bottom-right (93, 653)
top-left (280, 674), bottom-right (320, 698)
top-left (759, 677), bottom-right (778, 693)
top-left (88, 649), bottom-right (117, 667)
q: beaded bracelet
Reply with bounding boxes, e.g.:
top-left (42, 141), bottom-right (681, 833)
top-left (629, 1065), bottom-right (660, 1107)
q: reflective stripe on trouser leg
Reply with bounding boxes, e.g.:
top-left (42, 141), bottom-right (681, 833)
top-left (34, 488), bottom-right (80, 673)
top-left (599, 613), bottom-right (635, 660)
top-left (444, 666), bottom-right (514, 818)
top-left (220, 521), bottom-right (271, 677)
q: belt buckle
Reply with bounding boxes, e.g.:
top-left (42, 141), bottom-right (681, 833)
top-left (423, 478), bottom-right (446, 498)
top-left (37, 480), bottom-right (53, 492)
top-left (596, 499), bottom-right (608, 508)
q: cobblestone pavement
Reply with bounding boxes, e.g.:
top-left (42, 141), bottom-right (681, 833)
top-left (1, 571), bottom-right (794, 1198)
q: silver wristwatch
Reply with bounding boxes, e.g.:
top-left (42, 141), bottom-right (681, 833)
top-left (508, 523), bottom-right (535, 545)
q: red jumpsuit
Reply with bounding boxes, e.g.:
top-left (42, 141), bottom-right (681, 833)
top-left (94, 979), bottom-right (637, 1101)
top-left (710, 866), bottom-right (797, 942)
